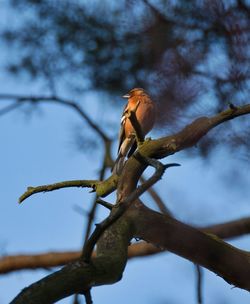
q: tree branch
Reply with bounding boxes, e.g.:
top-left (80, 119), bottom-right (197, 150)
top-left (195, 265), bottom-right (203, 304)
top-left (2, 214), bottom-right (250, 275)
top-left (10, 205), bottom-right (135, 304)
top-left (116, 103), bottom-right (250, 210)
top-left (140, 175), bottom-right (172, 215)
top-left (0, 94), bottom-right (110, 142)
top-left (19, 180), bottom-right (99, 203)
top-left (82, 158), bottom-right (177, 263)
top-left (0, 102), bottom-right (23, 116)
top-left (19, 173), bottom-right (119, 203)
top-left (138, 104), bottom-right (250, 161)
top-left (133, 202), bottom-right (250, 291)
top-left (83, 289), bottom-right (93, 304)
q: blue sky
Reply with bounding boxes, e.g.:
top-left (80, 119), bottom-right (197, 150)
top-left (1, 2), bottom-right (250, 304)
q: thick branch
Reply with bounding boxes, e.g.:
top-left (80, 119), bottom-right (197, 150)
top-left (11, 209), bottom-right (134, 304)
top-left (133, 202), bottom-right (250, 291)
top-left (117, 104), bottom-right (250, 219)
top-left (2, 215), bottom-right (250, 274)
top-left (0, 243), bottom-right (159, 275)
top-left (140, 104), bottom-right (250, 160)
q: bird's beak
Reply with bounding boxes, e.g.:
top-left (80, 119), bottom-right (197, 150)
top-left (122, 93), bottom-right (130, 98)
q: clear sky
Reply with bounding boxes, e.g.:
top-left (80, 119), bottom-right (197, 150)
top-left (1, 2), bottom-right (250, 304)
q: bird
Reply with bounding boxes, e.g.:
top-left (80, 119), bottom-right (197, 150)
top-left (113, 88), bottom-right (156, 175)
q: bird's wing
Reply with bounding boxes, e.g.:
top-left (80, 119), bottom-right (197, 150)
top-left (117, 103), bottom-right (129, 153)
top-left (127, 140), bottom-right (137, 157)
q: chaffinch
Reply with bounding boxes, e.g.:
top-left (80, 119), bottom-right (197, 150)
top-left (113, 88), bottom-right (156, 174)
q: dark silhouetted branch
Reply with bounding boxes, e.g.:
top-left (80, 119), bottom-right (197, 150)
top-left (83, 289), bottom-right (93, 304)
top-left (96, 198), bottom-right (113, 210)
top-left (0, 94), bottom-right (110, 142)
top-left (0, 102), bottom-right (23, 116)
top-left (195, 265), bottom-right (203, 304)
top-left (140, 175), bottom-right (172, 215)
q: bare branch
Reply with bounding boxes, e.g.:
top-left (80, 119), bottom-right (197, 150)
top-left (117, 103), bottom-right (250, 211)
top-left (19, 173), bottom-right (118, 204)
top-left (96, 198), bottom-right (113, 210)
top-left (0, 94), bottom-right (110, 142)
top-left (0, 102), bottom-right (23, 116)
top-left (83, 289), bottom-right (93, 304)
top-left (83, 153), bottom-right (109, 245)
top-left (195, 265), bottom-right (203, 304)
top-left (135, 103), bottom-right (250, 162)
top-left (82, 159), bottom-right (177, 263)
top-left (140, 175), bottom-right (172, 215)
top-left (134, 202), bottom-right (250, 291)
top-left (19, 180), bottom-right (99, 203)
top-left (1, 214), bottom-right (250, 275)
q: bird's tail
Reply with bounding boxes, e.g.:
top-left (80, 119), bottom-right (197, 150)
top-left (112, 154), bottom-right (126, 175)
top-left (112, 136), bottom-right (135, 175)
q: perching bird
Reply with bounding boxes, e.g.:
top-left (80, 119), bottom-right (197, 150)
top-left (113, 88), bottom-right (156, 174)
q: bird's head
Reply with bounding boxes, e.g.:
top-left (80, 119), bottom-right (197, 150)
top-left (122, 88), bottom-right (148, 98)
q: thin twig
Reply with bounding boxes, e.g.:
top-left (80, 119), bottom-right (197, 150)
top-left (96, 198), bottom-right (113, 210)
top-left (83, 155), bottom-right (108, 245)
top-left (19, 180), bottom-right (98, 203)
top-left (0, 94), bottom-right (110, 142)
top-left (140, 175), bottom-right (172, 215)
top-left (73, 294), bottom-right (81, 304)
top-left (195, 265), bottom-right (203, 304)
top-left (83, 289), bottom-right (93, 304)
top-left (0, 102), bottom-right (23, 116)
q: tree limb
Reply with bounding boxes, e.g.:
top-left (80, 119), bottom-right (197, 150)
top-left (0, 102), bottom-right (23, 116)
top-left (195, 265), bottom-right (203, 304)
top-left (82, 158), bottom-right (177, 263)
top-left (19, 180), bottom-right (99, 203)
top-left (0, 94), bottom-right (110, 142)
top-left (2, 215), bottom-right (250, 275)
top-left (140, 175), bottom-right (172, 215)
top-left (133, 202), bottom-right (250, 291)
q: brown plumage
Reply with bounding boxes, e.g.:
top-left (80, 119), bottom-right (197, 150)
top-left (113, 88), bottom-right (156, 174)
